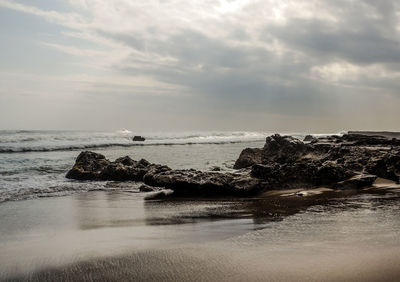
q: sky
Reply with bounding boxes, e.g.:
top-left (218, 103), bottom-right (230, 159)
top-left (0, 0), bottom-right (400, 132)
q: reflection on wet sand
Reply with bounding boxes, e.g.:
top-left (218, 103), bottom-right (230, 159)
top-left (1, 182), bottom-right (400, 281)
top-left (71, 181), bottom-right (400, 232)
top-left (142, 185), bottom-right (397, 226)
top-left (74, 191), bottom-right (146, 230)
top-left (5, 184), bottom-right (400, 282)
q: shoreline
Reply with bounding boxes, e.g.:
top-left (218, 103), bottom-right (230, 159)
top-left (1, 181), bottom-right (399, 281)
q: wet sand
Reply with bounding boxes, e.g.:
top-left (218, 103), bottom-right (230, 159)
top-left (2, 181), bottom-right (400, 281)
top-left (7, 244), bottom-right (400, 282)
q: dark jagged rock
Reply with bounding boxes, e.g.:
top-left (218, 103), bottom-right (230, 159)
top-left (342, 133), bottom-right (400, 146)
top-left (66, 151), bottom-right (170, 182)
top-left (315, 161), bottom-right (354, 185)
top-left (348, 131), bottom-right (400, 139)
top-left (66, 132), bottom-right (400, 197)
top-left (239, 132), bottom-right (400, 188)
top-left (303, 135), bottom-right (317, 142)
top-left (143, 169), bottom-right (263, 196)
top-left (65, 151), bottom-right (109, 180)
top-left (233, 148), bottom-right (263, 169)
top-left (262, 134), bottom-right (308, 164)
top-left (66, 152), bottom-right (262, 196)
top-left (365, 153), bottom-right (400, 183)
top-left (251, 163), bottom-right (317, 188)
top-left (132, 136), bottom-right (146, 142)
top-left (115, 156), bottom-right (136, 166)
top-left (235, 134), bottom-right (307, 169)
top-left (210, 166), bottom-right (221, 171)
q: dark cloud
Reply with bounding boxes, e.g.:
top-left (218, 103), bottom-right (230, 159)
top-left (267, 19), bottom-right (400, 65)
top-left (1, 0), bottom-right (400, 130)
top-left (85, 0), bottom-right (400, 129)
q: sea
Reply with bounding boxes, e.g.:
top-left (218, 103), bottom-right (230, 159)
top-left (0, 129), bottom-right (317, 203)
top-left (0, 130), bottom-right (266, 202)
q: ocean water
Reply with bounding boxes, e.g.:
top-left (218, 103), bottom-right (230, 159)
top-left (0, 130), bottom-right (284, 202)
top-left (0, 130), bottom-right (348, 203)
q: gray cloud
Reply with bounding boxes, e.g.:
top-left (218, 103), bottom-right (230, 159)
top-left (1, 0), bottom-right (400, 131)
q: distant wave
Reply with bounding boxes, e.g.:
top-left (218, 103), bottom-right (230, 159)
top-left (116, 129), bottom-right (132, 134)
top-left (0, 139), bottom-right (264, 154)
top-left (0, 130), bottom-right (348, 154)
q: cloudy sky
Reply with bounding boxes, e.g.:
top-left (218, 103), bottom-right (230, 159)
top-left (0, 0), bottom-right (399, 132)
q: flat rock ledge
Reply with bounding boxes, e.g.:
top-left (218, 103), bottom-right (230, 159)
top-left (66, 151), bottom-right (264, 196)
top-left (66, 133), bottom-right (400, 196)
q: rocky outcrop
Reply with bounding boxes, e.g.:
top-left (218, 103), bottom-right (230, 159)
top-left (233, 134), bottom-right (308, 169)
top-left (66, 151), bottom-right (169, 182)
top-left (348, 131), bottom-right (400, 139)
top-left (132, 136), bottom-right (146, 141)
top-left (235, 134), bottom-right (307, 169)
top-left (143, 168), bottom-right (263, 196)
top-left (66, 151), bottom-right (263, 196)
top-left (65, 151), bottom-right (110, 180)
top-left (66, 132), bottom-right (400, 197)
top-left (235, 133), bottom-right (400, 187)
top-left (233, 148), bottom-right (263, 169)
top-left (303, 135), bottom-right (317, 142)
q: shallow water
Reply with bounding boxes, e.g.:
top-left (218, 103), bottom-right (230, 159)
top-left (0, 130), bottom-right (342, 202)
top-left (0, 130), bottom-right (273, 202)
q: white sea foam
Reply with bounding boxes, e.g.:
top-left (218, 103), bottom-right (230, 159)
top-left (117, 129), bottom-right (132, 134)
top-left (0, 131), bottom-right (271, 153)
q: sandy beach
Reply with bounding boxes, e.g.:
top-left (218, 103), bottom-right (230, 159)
top-left (2, 182), bottom-right (400, 281)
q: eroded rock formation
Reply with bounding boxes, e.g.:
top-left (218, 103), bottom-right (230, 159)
top-left (66, 133), bottom-right (400, 196)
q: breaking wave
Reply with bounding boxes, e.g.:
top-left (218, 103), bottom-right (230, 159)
top-left (0, 131), bottom-right (268, 154)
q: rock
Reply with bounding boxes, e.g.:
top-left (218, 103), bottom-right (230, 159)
top-left (303, 135), bottom-right (317, 142)
top-left (115, 156), bottom-right (136, 166)
top-left (262, 134), bottom-right (308, 164)
top-left (210, 166), bottom-right (221, 171)
top-left (341, 133), bottom-right (400, 146)
top-left (66, 151), bottom-right (109, 180)
top-left (242, 133), bottom-right (400, 189)
top-left (100, 163), bottom-right (148, 181)
top-left (365, 153), bottom-right (400, 183)
top-left (66, 151), bottom-right (264, 196)
top-left (315, 161), bottom-right (354, 185)
top-left (348, 131), bottom-right (400, 140)
top-left (234, 134), bottom-right (308, 169)
top-left (251, 163), bottom-right (319, 189)
top-left (66, 151), bottom-right (160, 181)
top-left (132, 136), bottom-right (146, 142)
top-left (143, 169), bottom-right (263, 196)
top-left (66, 132), bottom-right (400, 197)
top-left (137, 158), bottom-right (151, 167)
top-left (234, 148), bottom-right (263, 169)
